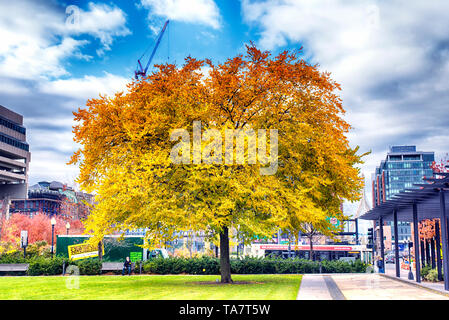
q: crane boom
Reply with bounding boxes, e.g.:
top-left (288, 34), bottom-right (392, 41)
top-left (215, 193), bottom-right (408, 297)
top-left (135, 20), bottom-right (169, 80)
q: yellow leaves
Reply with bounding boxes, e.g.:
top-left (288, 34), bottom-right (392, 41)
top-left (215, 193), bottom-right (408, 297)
top-left (71, 43), bottom-right (366, 247)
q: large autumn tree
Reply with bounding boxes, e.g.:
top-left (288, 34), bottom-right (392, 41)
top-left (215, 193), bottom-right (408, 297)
top-left (70, 44), bottom-right (364, 283)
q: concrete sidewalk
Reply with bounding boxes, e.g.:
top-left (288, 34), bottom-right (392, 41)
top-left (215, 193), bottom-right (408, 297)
top-left (297, 273), bottom-right (449, 300)
top-left (296, 274), bottom-right (333, 300)
top-left (384, 263), bottom-right (449, 297)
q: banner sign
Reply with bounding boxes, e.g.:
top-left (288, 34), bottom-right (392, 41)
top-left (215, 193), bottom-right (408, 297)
top-left (68, 243), bottom-right (103, 260)
top-left (260, 244), bottom-right (355, 251)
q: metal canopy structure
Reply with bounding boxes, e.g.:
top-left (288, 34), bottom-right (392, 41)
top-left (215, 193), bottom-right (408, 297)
top-left (360, 172), bottom-right (449, 223)
top-left (360, 170), bottom-right (449, 290)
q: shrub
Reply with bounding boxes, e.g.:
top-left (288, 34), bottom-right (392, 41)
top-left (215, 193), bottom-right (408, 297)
top-left (0, 241), bottom-right (52, 263)
top-left (421, 265), bottom-right (432, 280)
top-left (424, 268), bottom-right (443, 282)
top-left (0, 249), bottom-right (26, 264)
top-left (71, 259), bottom-right (102, 275)
top-left (27, 257), bottom-right (67, 276)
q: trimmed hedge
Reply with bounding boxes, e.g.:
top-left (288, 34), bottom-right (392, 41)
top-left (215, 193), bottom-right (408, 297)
top-left (6, 255), bottom-right (368, 276)
top-left (142, 256), bottom-right (367, 275)
top-left (27, 257), bottom-right (67, 276)
top-left (26, 258), bottom-right (102, 276)
top-left (71, 259), bottom-right (102, 275)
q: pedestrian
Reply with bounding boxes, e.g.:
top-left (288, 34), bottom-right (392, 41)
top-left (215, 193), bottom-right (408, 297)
top-left (377, 256), bottom-right (384, 273)
top-left (122, 256), bottom-right (132, 276)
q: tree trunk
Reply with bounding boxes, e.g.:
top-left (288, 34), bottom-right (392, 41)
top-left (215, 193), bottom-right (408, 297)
top-left (430, 238), bottom-right (436, 269)
top-left (98, 241), bottom-right (103, 261)
top-left (219, 227), bottom-right (233, 283)
top-left (420, 240), bottom-right (425, 268)
top-left (309, 237), bottom-right (314, 261)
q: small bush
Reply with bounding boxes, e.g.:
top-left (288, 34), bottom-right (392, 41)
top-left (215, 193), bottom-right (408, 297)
top-left (71, 259), bottom-right (102, 275)
top-left (0, 241), bottom-right (51, 263)
top-left (27, 257), bottom-right (67, 276)
top-left (421, 265), bottom-right (432, 279)
top-left (0, 249), bottom-right (26, 264)
top-left (424, 268), bottom-right (443, 282)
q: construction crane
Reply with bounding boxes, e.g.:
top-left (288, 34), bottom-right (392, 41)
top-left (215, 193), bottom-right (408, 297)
top-left (134, 20), bottom-right (169, 80)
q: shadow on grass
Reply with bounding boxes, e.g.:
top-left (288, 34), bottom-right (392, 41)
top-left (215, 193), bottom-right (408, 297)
top-left (190, 281), bottom-right (265, 285)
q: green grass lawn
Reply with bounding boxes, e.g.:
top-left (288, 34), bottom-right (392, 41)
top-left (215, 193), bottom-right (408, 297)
top-left (0, 274), bottom-right (302, 300)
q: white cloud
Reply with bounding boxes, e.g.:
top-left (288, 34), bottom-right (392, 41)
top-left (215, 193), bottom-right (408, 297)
top-left (66, 2), bottom-right (131, 56)
top-left (140, 0), bottom-right (221, 29)
top-left (39, 72), bottom-right (129, 100)
top-left (0, 1), bottom-right (130, 79)
top-left (27, 149), bottom-right (80, 186)
top-left (0, 1), bottom-right (132, 187)
top-left (241, 0), bottom-right (449, 188)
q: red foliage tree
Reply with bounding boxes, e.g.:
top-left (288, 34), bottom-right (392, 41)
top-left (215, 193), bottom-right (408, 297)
top-left (431, 153), bottom-right (449, 176)
top-left (418, 219), bottom-right (436, 240)
top-left (417, 155), bottom-right (449, 242)
top-left (0, 213), bottom-right (83, 244)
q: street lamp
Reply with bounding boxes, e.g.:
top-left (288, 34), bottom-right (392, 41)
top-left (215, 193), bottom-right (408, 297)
top-left (50, 217), bottom-right (56, 259)
top-left (408, 241), bottom-right (414, 280)
top-left (66, 222), bottom-right (70, 235)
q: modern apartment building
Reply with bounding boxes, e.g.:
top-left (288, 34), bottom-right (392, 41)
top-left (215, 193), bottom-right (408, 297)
top-left (9, 181), bottom-right (94, 220)
top-left (372, 145), bottom-right (434, 246)
top-left (0, 105), bottom-right (30, 201)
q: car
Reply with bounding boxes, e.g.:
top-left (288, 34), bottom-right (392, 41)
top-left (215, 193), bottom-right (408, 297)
top-left (385, 255), bottom-right (395, 263)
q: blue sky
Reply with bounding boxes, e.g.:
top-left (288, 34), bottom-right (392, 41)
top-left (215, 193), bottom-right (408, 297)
top-left (2, 0), bottom-right (449, 223)
top-left (51, 0), bottom-right (259, 80)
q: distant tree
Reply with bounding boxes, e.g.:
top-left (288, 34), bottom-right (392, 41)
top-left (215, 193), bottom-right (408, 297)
top-left (418, 219), bottom-right (436, 241)
top-left (418, 156), bottom-right (449, 244)
top-left (431, 154), bottom-right (449, 176)
top-left (0, 213), bottom-right (82, 244)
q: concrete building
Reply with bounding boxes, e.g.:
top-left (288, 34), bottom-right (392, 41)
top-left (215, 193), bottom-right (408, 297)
top-left (0, 105), bottom-right (30, 218)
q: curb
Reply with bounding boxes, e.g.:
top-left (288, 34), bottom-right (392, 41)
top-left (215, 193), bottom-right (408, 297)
top-left (379, 273), bottom-right (449, 298)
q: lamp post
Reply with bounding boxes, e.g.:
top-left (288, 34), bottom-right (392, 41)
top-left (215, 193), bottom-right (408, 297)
top-left (66, 222), bottom-right (70, 235)
top-left (408, 241), bottom-right (414, 280)
top-left (50, 217), bottom-right (56, 259)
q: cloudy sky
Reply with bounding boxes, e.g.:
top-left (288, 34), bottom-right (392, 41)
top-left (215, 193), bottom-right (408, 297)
top-left (1, 0), bottom-right (449, 213)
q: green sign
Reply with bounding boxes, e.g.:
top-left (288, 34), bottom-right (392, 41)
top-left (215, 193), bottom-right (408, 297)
top-left (130, 251), bottom-right (142, 262)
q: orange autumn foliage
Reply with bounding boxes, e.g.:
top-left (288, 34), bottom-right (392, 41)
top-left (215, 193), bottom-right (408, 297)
top-left (0, 213), bottom-right (84, 244)
top-left (418, 219), bottom-right (436, 240)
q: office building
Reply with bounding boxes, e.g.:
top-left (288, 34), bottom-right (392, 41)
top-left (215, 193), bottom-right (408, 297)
top-left (372, 145), bottom-right (434, 246)
top-left (0, 105), bottom-right (30, 205)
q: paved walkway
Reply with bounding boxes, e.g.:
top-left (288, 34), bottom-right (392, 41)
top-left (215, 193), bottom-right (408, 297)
top-left (297, 273), bottom-right (449, 300)
top-left (384, 263), bottom-right (449, 295)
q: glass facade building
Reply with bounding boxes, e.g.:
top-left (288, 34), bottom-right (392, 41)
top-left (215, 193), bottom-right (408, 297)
top-left (372, 145), bottom-right (434, 243)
